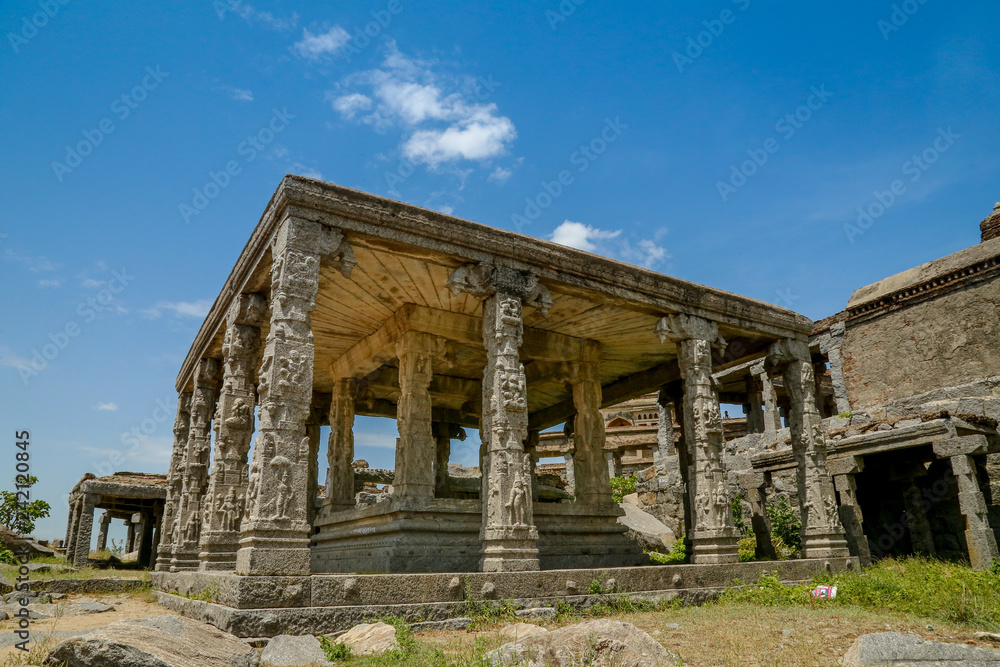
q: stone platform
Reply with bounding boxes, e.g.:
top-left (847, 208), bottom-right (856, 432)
top-left (152, 557), bottom-right (858, 637)
top-left (310, 498), bottom-right (647, 573)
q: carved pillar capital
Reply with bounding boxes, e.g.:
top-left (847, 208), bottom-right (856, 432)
top-left (655, 314), bottom-right (725, 350)
top-left (446, 264), bottom-right (552, 315)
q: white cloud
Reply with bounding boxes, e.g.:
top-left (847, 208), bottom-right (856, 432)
top-left (93, 402), bottom-right (118, 411)
top-left (331, 42), bottom-right (517, 168)
top-left (77, 435), bottom-right (174, 470)
top-left (488, 166), bottom-right (512, 184)
top-left (37, 278), bottom-right (62, 288)
top-left (439, 205), bottom-right (455, 215)
top-left (291, 163), bottom-right (323, 180)
top-left (229, 87), bottom-right (253, 102)
top-left (620, 238), bottom-right (670, 268)
top-left (332, 93), bottom-right (372, 120)
top-left (550, 221), bottom-right (670, 269)
top-left (293, 25), bottom-right (351, 61)
top-left (3, 248), bottom-right (58, 273)
top-left (141, 299), bottom-right (212, 319)
top-left (232, 4), bottom-right (298, 31)
top-left (550, 221), bottom-right (622, 252)
top-left (0, 345), bottom-right (31, 370)
top-left (403, 111), bottom-right (516, 166)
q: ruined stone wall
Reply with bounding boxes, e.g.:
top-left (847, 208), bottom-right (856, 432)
top-left (841, 276), bottom-right (1000, 409)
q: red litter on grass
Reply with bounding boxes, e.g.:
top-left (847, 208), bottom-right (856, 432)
top-left (810, 585), bottom-right (838, 599)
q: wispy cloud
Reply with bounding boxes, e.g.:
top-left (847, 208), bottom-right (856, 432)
top-left (141, 299), bottom-right (212, 319)
top-left (550, 220), bottom-right (670, 269)
top-left (290, 163), bottom-right (323, 180)
top-left (0, 345), bottom-right (32, 370)
top-left (216, 85), bottom-right (254, 102)
top-left (37, 278), bottom-right (62, 288)
top-left (93, 402), bottom-right (118, 411)
top-left (330, 42), bottom-right (516, 168)
top-left (232, 3), bottom-right (298, 31)
top-left (488, 167), bottom-right (512, 184)
top-left (293, 25), bottom-right (351, 61)
top-left (3, 248), bottom-right (58, 273)
top-left (550, 220), bottom-right (621, 252)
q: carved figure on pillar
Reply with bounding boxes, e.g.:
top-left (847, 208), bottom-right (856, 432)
top-left (236, 217), bottom-right (353, 577)
top-left (657, 314), bottom-right (739, 564)
top-left (199, 293), bottom-right (266, 571)
top-left (156, 391), bottom-right (192, 571)
top-left (767, 338), bottom-right (850, 558)
top-left (447, 263), bottom-right (550, 572)
top-left (170, 358), bottom-right (222, 571)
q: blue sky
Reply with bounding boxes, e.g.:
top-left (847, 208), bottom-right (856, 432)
top-left (2, 0), bottom-right (998, 541)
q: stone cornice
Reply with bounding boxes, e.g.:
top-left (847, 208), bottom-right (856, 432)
top-left (177, 175), bottom-right (814, 390)
top-left (846, 254), bottom-right (1000, 324)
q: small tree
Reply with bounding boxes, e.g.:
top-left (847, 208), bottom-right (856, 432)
top-left (0, 476), bottom-right (51, 536)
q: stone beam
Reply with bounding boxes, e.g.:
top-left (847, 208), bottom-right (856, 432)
top-left (529, 361), bottom-right (681, 432)
top-left (330, 304), bottom-right (590, 383)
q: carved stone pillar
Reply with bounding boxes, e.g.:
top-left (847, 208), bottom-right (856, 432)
top-left (569, 341), bottom-right (612, 505)
top-left (96, 512), bottom-right (110, 551)
top-left (198, 295), bottom-right (266, 571)
top-left (563, 452), bottom-right (576, 495)
top-left (657, 314), bottom-right (738, 564)
top-left (394, 331), bottom-right (438, 500)
top-left (819, 322), bottom-right (852, 415)
top-left (125, 520), bottom-right (136, 553)
top-left (236, 218), bottom-right (354, 576)
top-left (73, 493), bottom-right (97, 567)
top-left (662, 381), bottom-right (693, 557)
top-left (326, 378), bottom-right (358, 511)
top-left (446, 263), bottom-right (552, 573)
top-left (138, 510), bottom-right (155, 568)
top-left (170, 358), bottom-right (222, 571)
top-left (150, 505), bottom-right (163, 569)
top-left (752, 361), bottom-right (782, 432)
top-left (829, 456), bottom-right (871, 566)
top-left (433, 423), bottom-right (465, 498)
top-left (65, 498), bottom-right (80, 560)
top-left (744, 375), bottom-right (765, 434)
top-left (654, 393), bottom-right (674, 477)
top-left (933, 436), bottom-right (1000, 569)
top-left (306, 396), bottom-right (324, 526)
top-left (768, 339), bottom-right (850, 559)
top-left (738, 472), bottom-right (777, 561)
top-left (156, 391), bottom-right (192, 571)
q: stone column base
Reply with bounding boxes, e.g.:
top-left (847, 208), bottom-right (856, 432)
top-left (690, 529), bottom-right (739, 564)
top-left (236, 543), bottom-right (311, 576)
top-left (481, 526), bottom-right (540, 572)
top-left (802, 531), bottom-right (851, 559)
top-left (965, 529), bottom-right (1000, 570)
top-left (199, 533), bottom-right (240, 571)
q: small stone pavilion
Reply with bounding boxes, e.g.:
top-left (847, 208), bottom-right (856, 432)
top-left (65, 472), bottom-right (166, 568)
top-left (151, 176), bottom-right (856, 634)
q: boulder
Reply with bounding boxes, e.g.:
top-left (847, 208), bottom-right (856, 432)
top-left (498, 623), bottom-right (548, 641)
top-left (622, 493), bottom-right (641, 507)
top-left (843, 632), bottom-right (1000, 665)
top-left (260, 634), bottom-right (328, 666)
top-left (486, 618), bottom-right (679, 666)
top-left (617, 503), bottom-right (675, 552)
top-left (65, 601), bottom-right (115, 615)
top-left (44, 614), bottom-right (259, 666)
top-left (333, 622), bottom-right (398, 656)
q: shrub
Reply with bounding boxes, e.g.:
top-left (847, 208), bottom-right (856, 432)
top-left (649, 533), bottom-right (687, 564)
top-left (319, 635), bottom-right (352, 661)
top-left (610, 474), bottom-right (637, 503)
top-left (766, 495), bottom-right (801, 554)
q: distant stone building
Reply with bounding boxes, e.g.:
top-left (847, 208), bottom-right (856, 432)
top-left (631, 205), bottom-right (1000, 569)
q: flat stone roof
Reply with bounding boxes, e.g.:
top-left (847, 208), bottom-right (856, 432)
top-left (177, 176), bottom-right (814, 400)
top-left (846, 235), bottom-right (1000, 310)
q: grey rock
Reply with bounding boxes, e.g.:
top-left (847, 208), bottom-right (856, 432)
top-left (0, 610), bottom-right (8, 620)
top-left (486, 618), bottom-right (679, 666)
top-left (617, 503), bottom-right (676, 552)
top-left (410, 617), bottom-right (472, 632)
top-left (498, 623), bottom-right (548, 641)
top-left (334, 622), bottom-right (398, 656)
top-left (68, 601), bottom-right (115, 614)
top-left (843, 632), bottom-right (1000, 666)
top-left (260, 634), bottom-right (328, 666)
top-left (44, 614), bottom-right (259, 667)
top-left (515, 607), bottom-right (557, 620)
top-left (27, 563), bottom-right (77, 574)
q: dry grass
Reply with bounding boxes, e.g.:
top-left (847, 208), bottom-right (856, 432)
top-left (1, 555), bottom-right (149, 582)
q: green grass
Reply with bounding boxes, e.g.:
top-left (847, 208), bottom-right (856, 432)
top-left (716, 556), bottom-right (1000, 631)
